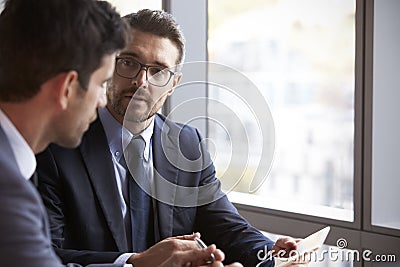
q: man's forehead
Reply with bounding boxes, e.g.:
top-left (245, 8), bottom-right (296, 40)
top-left (122, 30), bottom-right (180, 66)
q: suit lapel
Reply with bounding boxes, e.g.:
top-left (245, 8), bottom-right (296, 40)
top-left (79, 118), bottom-right (128, 251)
top-left (152, 115), bottom-right (180, 240)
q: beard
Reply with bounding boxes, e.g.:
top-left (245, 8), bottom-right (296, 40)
top-left (106, 83), bottom-right (165, 123)
top-left (124, 99), bottom-right (155, 123)
top-left (106, 83), bottom-right (132, 117)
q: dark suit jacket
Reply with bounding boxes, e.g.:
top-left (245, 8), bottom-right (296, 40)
top-left (36, 113), bottom-right (275, 267)
top-left (0, 124), bottom-right (123, 267)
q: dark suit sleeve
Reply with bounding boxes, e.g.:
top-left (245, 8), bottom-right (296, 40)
top-left (195, 196), bottom-right (275, 267)
top-left (36, 148), bottom-right (123, 266)
top-left (189, 128), bottom-right (275, 267)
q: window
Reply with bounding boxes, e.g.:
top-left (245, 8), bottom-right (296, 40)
top-left (166, 0), bottom-right (400, 266)
top-left (208, 0), bottom-right (355, 221)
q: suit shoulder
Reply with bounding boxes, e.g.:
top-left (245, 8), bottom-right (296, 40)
top-left (156, 113), bottom-right (202, 140)
top-left (36, 143), bottom-right (78, 164)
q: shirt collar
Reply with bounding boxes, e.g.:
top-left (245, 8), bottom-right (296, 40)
top-left (99, 107), bottom-right (154, 162)
top-left (0, 108), bottom-right (36, 180)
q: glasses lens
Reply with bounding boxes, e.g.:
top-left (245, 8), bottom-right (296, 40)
top-left (148, 67), bottom-right (172, 86)
top-left (116, 58), bottom-right (140, 78)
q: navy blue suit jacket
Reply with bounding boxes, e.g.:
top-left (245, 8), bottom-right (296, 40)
top-left (36, 113), bottom-right (275, 267)
top-left (0, 123), bottom-right (123, 267)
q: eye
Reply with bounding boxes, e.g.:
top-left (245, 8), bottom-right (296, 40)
top-left (122, 58), bottom-right (136, 67)
top-left (148, 67), bottom-right (164, 76)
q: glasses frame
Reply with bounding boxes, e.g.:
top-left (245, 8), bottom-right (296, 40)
top-left (115, 57), bottom-right (176, 87)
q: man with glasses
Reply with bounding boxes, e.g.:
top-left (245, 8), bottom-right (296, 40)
top-left (36, 9), bottom-right (301, 267)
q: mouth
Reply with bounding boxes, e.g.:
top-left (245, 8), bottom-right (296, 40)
top-left (132, 96), bottom-right (146, 101)
top-left (123, 92), bottom-right (146, 100)
top-left (123, 94), bottom-right (133, 99)
top-left (128, 93), bottom-right (148, 102)
top-left (122, 88), bottom-right (148, 106)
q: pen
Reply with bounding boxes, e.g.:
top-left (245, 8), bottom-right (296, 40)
top-left (194, 237), bottom-right (215, 263)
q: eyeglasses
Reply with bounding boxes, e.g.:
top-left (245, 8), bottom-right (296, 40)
top-left (115, 57), bottom-right (176, 87)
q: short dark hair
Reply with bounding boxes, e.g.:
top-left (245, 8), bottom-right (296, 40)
top-left (0, 0), bottom-right (128, 102)
top-left (123, 9), bottom-right (185, 66)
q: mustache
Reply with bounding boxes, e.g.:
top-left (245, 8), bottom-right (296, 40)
top-left (120, 86), bottom-right (138, 95)
top-left (123, 88), bottom-right (153, 105)
top-left (120, 87), bottom-right (148, 98)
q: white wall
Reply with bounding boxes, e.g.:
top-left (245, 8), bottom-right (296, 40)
top-left (372, 0), bottom-right (400, 230)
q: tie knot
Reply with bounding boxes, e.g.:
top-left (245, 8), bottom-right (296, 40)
top-left (126, 136), bottom-right (145, 159)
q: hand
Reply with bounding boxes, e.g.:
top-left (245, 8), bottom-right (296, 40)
top-left (275, 257), bottom-right (309, 267)
top-left (271, 237), bottom-right (299, 258)
top-left (128, 233), bottom-right (225, 267)
top-left (272, 237), bottom-right (310, 266)
top-left (159, 244), bottom-right (243, 267)
top-left (210, 263), bottom-right (243, 267)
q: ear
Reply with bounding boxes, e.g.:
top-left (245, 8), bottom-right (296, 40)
top-left (48, 71), bottom-right (79, 109)
top-left (167, 72), bottom-right (182, 96)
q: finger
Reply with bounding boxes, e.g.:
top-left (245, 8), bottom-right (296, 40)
top-left (170, 232), bottom-right (201, 241)
top-left (211, 248), bottom-right (224, 262)
top-left (198, 260), bottom-right (243, 267)
top-left (277, 237), bottom-right (297, 249)
top-left (204, 244), bottom-right (219, 262)
top-left (207, 262), bottom-right (224, 267)
top-left (285, 239), bottom-right (297, 248)
top-left (197, 245), bottom-right (220, 266)
top-left (271, 247), bottom-right (291, 258)
top-left (277, 237), bottom-right (292, 243)
top-left (224, 263), bottom-right (244, 267)
top-left (178, 239), bottom-right (203, 251)
top-left (273, 240), bottom-right (298, 257)
top-left (169, 246), bottom-right (217, 267)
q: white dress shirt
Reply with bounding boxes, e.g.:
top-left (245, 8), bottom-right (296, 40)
top-left (0, 108), bottom-right (36, 180)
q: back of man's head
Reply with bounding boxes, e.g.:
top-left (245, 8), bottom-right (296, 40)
top-left (0, 0), bottom-right (128, 102)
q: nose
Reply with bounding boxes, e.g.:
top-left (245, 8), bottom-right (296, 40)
top-left (97, 91), bottom-right (107, 108)
top-left (132, 68), bottom-right (148, 88)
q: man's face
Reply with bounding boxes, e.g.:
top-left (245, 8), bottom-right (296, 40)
top-left (106, 29), bottom-right (181, 125)
top-left (56, 54), bottom-right (115, 147)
